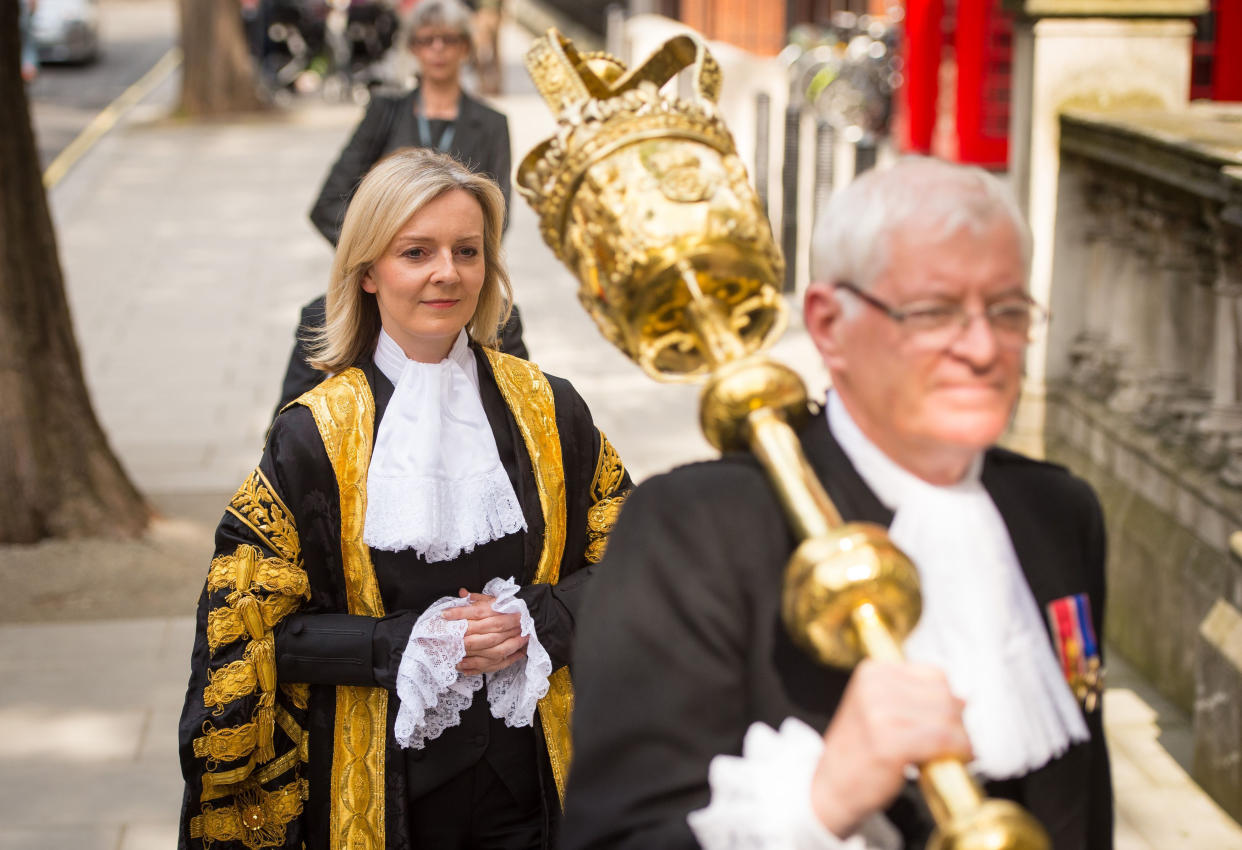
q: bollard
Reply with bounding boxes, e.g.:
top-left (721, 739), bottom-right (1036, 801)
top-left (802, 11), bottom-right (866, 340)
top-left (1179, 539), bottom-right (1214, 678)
top-left (781, 102), bottom-right (802, 293)
top-left (813, 119), bottom-right (835, 231)
top-left (854, 135), bottom-right (878, 176)
top-left (605, 4), bottom-right (626, 63)
top-left (755, 93), bottom-right (771, 218)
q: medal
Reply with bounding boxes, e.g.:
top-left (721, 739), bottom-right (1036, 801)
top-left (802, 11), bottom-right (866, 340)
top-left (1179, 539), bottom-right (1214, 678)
top-left (1047, 593), bottom-right (1104, 712)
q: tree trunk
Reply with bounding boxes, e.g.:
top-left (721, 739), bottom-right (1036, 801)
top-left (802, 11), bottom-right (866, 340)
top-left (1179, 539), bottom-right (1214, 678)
top-left (0, 3), bottom-right (149, 544)
top-left (179, 0), bottom-right (267, 116)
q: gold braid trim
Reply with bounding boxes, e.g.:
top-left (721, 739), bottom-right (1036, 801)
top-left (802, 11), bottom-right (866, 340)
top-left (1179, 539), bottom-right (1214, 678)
top-left (226, 469), bottom-right (300, 562)
top-left (206, 547), bottom-right (309, 597)
top-left (274, 706), bottom-right (308, 762)
top-left (200, 531), bottom-right (306, 795)
top-left (204, 657), bottom-right (259, 708)
top-left (190, 777), bottom-right (308, 849)
top-left (484, 349), bottom-right (567, 585)
top-left (202, 753), bottom-right (261, 798)
top-left (195, 720), bottom-right (259, 762)
top-left (297, 368), bottom-right (388, 850)
top-left (207, 594), bottom-right (304, 654)
top-left (200, 706), bottom-right (307, 802)
top-left (591, 432), bottom-right (626, 498)
top-left (585, 496), bottom-right (626, 563)
top-left (202, 633), bottom-right (279, 709)
top-left (281, 682), bottom-right (309, 710)
top-left (585, 432), bottom-right (629, 564)
top-left (483, 349), bottom-right (577, 803)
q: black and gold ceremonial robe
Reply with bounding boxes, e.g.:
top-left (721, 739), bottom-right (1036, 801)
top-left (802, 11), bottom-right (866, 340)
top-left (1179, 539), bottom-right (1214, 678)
top-left (177, 346), bottom-right (631, 850)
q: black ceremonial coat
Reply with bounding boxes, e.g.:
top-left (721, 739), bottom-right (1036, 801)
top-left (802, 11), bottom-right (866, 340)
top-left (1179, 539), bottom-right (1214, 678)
top-left (178, 347), bottom-right (631, 850)
top-left (562, 410), bottom-right (1112, 850)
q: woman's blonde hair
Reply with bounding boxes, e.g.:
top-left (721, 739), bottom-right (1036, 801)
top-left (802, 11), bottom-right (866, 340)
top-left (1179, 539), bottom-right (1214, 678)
top-left (308, 147), bottom-right (512, 374)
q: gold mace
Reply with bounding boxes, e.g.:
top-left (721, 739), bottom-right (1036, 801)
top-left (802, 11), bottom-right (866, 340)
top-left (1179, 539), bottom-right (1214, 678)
top-left (518, 29), bottom-right (1050, 850)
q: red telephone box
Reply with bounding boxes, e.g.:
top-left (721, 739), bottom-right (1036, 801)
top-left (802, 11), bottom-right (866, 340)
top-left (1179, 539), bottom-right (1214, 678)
top-left (1194, 0), bottom-right (1242, 101)
top-left (899, 0), bottom-right (1239, 169)
top-left (897, 0), bottom-right (1013, 169)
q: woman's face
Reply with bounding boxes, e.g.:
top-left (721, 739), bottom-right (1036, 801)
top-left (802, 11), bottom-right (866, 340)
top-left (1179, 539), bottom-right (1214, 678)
top-left (410, 24), bottom-right (469, 87)
top-left (362, 189), bottom-right (487, 363)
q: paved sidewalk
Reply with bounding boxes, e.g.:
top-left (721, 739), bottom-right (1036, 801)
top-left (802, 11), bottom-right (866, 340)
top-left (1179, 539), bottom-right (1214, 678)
top-left (1, 10), bottom-right (1240, 849)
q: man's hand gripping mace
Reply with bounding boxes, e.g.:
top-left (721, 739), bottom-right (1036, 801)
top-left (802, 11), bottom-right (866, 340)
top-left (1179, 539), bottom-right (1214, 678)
top-left (682, 265), bottom-right (1050, 850)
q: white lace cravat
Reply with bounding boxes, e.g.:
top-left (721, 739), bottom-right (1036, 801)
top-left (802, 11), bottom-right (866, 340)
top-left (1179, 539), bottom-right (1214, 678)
top-left (393, 577), bottom-right (553, 749)
top-left (363, 329), bottom-right (526, 562)
top-left (826, 392), bottom-right (1088, 779)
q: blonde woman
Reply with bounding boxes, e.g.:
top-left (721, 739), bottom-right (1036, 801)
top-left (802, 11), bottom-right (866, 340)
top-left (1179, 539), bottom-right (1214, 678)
top-left (278, 0), bottom-right (524, 415)
top-left (179, 148), bottom-right (630, 850)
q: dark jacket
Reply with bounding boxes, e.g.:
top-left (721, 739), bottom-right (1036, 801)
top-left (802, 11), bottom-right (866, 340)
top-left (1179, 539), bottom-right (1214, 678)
top-left (562, 409), bottom-right (1113, 850)
top-left (308, 87), bottom-right (512, 245)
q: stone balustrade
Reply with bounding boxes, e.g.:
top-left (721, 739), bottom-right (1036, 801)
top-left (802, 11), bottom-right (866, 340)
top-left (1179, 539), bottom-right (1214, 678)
top-left (1046, 102), bottom-right (1242, 820)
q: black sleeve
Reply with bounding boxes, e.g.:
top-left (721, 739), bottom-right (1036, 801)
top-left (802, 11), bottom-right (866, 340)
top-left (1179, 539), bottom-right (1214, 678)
top-left (275, 610), bottom-right (417, 690)
top-left (178, 408), bottom-right (333, 849)
top-left (273, 296), bottom-right (328, 419)
top-left (308, 99), bottom-right (392, 246)
top-left (515, 566), bottom-right (593, 671)
top-left (561, 467), bottom-right (754, 850)
top-left (498, 302), bottom-right (528, 360)
top-left (1083, 484), bottom-right (1114, 849)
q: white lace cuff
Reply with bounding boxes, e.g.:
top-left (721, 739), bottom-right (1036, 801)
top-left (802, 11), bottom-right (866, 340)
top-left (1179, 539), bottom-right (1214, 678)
top-left (393, 577), bottom-right (552, 749)
top-left (393, 596), bottom-right (484, 749)
top-left (481, 577), bottom-right (553, 727)
top-left (687, 718), bottom-right (901, 850)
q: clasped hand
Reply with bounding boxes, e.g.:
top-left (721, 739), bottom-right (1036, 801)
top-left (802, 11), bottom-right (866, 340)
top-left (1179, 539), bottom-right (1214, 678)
top-left (440, 588), bottom-right (529, 675)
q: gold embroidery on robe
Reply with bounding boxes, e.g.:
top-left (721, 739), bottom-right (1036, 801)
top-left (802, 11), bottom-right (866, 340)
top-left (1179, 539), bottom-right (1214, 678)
top-left (585, 432), bottom-right (628, 563)
top-left (226, 469), bottom-right (300, 562)
top-left (207, 594), bottom-right (304, 654)
top-left (190, 777), bottom-right (308, 848)
top-left (196, 471), bottom-right (308, 834)
top-left (484, 348), bottom-right (576, 801)
top-left (298, 368), bottom-right (387, 850)
top-left (195, 706), bottom-right (308, 765)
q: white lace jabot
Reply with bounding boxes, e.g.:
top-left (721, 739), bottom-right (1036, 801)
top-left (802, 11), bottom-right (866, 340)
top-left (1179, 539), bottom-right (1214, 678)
top-left (826, 392), bottom-right (1088, 780)
top-left (363, 329), bottom-right (526, 562)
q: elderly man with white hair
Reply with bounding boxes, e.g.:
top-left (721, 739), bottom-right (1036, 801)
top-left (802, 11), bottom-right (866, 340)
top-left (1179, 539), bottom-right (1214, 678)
top-left (561, 157), bottom-right (1112, 850)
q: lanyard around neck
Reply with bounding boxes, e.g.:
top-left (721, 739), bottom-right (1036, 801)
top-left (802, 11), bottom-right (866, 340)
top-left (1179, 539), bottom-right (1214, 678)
top-left (416, 90), bottom-right (458, 152)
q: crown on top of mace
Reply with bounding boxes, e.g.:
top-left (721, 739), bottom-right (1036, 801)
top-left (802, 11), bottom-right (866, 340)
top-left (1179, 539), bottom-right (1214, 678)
top-left (517, 30), bottom-right (786, 381)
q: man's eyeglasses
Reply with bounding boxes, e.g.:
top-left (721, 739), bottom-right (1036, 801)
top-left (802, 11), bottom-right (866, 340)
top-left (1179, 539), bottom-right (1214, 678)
top-left (834, 282), bottom-right (1047, 350)
top-left (411, 33), bottom-right (468, 49)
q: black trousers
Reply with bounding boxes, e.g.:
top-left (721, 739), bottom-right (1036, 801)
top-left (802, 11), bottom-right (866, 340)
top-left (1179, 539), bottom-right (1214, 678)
top-left (406, 756), bottom-right (543, 849)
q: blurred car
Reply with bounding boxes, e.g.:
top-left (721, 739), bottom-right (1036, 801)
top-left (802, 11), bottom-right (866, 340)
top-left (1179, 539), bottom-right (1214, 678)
top-left (32, 0), bottom-right (101, 64)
